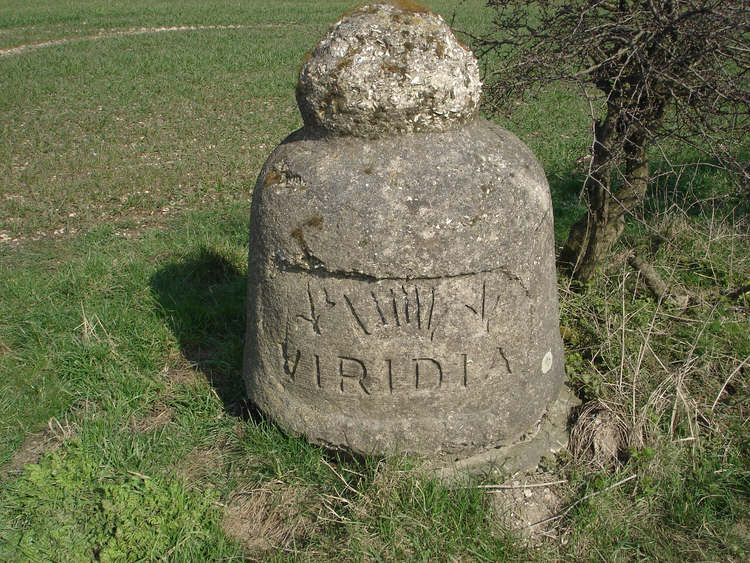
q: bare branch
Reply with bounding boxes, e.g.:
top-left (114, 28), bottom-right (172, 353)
top-left (477, 0), bottom-right (749, 281)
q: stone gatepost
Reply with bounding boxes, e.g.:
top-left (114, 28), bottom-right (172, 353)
top-left (244, 2), bottom-right (576, 474)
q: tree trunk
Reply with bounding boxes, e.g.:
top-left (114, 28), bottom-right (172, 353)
top-left (560, 114), bottom-right (651, 282)
top-left (559, 111), bottom-right (618, 280)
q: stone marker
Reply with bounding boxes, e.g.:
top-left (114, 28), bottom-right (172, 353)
top-left (243, 1), bottom-right (576, 474)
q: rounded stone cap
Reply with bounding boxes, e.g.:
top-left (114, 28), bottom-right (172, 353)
top-left (296, 1), bottom-right (481, 138)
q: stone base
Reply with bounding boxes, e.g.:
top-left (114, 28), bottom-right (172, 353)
top-left (430, 386), bottom-right (580, 480)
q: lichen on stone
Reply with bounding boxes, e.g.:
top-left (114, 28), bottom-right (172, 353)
top-left (296, 2), bottom-right (481, 138)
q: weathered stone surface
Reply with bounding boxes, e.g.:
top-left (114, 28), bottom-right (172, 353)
top-left (297, 2), bottom-right (481, 138)
top-left (244, 121), bottom-right (567, 459)
top-left (243, 2), bottom-right (570, 468)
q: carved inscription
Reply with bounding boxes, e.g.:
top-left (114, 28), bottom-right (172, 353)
top-left (296, 281), bottom-right (321, 334)
top-left (277, 346), bottom-right (479, 394)
top-left (461, 353), bottom-right (468, 387)
top-left (344, 294), bottom-right (371, 335)
top-left (379, 285), bottom-right (436, 336)
top-left (496, 347), bottom-right (512, 374)
top-left (296, 281), bottom-right (336, 335)
top-left (279, 341), bottom-right (301, 380)
top-left (295, 279), bottom-right (516, 342)
top-left (414, 357), bottom-right (442, 389)
top-left (299, 282), bottom-right (440, 339)
top-left (338, 356), bottom-right (370, 394)
top-left (464, 281), bottom-right (502, 333)
top-left (279, 277), bottom-right (518, 394)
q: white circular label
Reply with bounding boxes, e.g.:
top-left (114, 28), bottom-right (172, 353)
top-left (541, 350), bottom-right (553, 374)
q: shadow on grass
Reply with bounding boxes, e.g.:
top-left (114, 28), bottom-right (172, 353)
top-left (548, 168), bottom-right (587, 248)
top-left (150, 246), bottom-right (249, 417)
top-left (546, 159), bottom-right (748, 249)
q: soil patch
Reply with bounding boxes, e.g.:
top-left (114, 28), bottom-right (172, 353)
top-left (4, 415), bottom-right (78, 478)
top-left (222, 481), bottom-right (319, 556)
top-left (488, 472), bottom-right (568, 543)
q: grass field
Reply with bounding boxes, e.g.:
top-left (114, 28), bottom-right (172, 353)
top-left (1, 1), bottom-right (748, 560)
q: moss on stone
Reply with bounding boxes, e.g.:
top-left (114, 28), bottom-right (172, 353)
top-left (389, 0), bottom-right (432, 14)
top-left (336, 56), bottom-right (353, 72)
top-left (380, 62), bottom-right (408, 77)
top-left (291, 227), bottom-right (307, 248)
top-left (263, 169), bottom-right (282, 187)
top-left (344, 1), bottom-right (433, 21)
top-left (303, 215), bottom-right (324, 229)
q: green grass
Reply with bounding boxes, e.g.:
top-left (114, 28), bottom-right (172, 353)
top-left (1, 0), bottom-right (748, 560)
top-left (2, 441), bottom-right (235, 561)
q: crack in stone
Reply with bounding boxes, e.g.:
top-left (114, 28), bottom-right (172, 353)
top-left (275, 256), bottom-right (530, 295)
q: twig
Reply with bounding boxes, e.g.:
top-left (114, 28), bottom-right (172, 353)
top-left (341, 466), bottom-right (366, 478)
top-left (527, 474), bottom-right (637, 529)
top-left (162, 530), bottom-right (205, 560)
top-left (653, 311), bottom-right (702, 323)
top-left (318, 498), bottom-right (350, 524)
top-left (321, 493), bottom-right (352, 505)
top-left (209, 387), bottom-right (222, 403)
top-left (711, 355), bottom-right (749, 412)
top-left (628, 252), bottom-right (689, 309)
top-left (633, 299), bottom-right (660, 429)
top-left (476, 479), bottom-right (568, 490)
top-left (619, 267), bottom-right (629, 392)
top-left (320, 458), bottom-right (362, 497)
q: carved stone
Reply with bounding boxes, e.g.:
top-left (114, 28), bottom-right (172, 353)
top-left (244, 2), bottom-right (574, 470)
